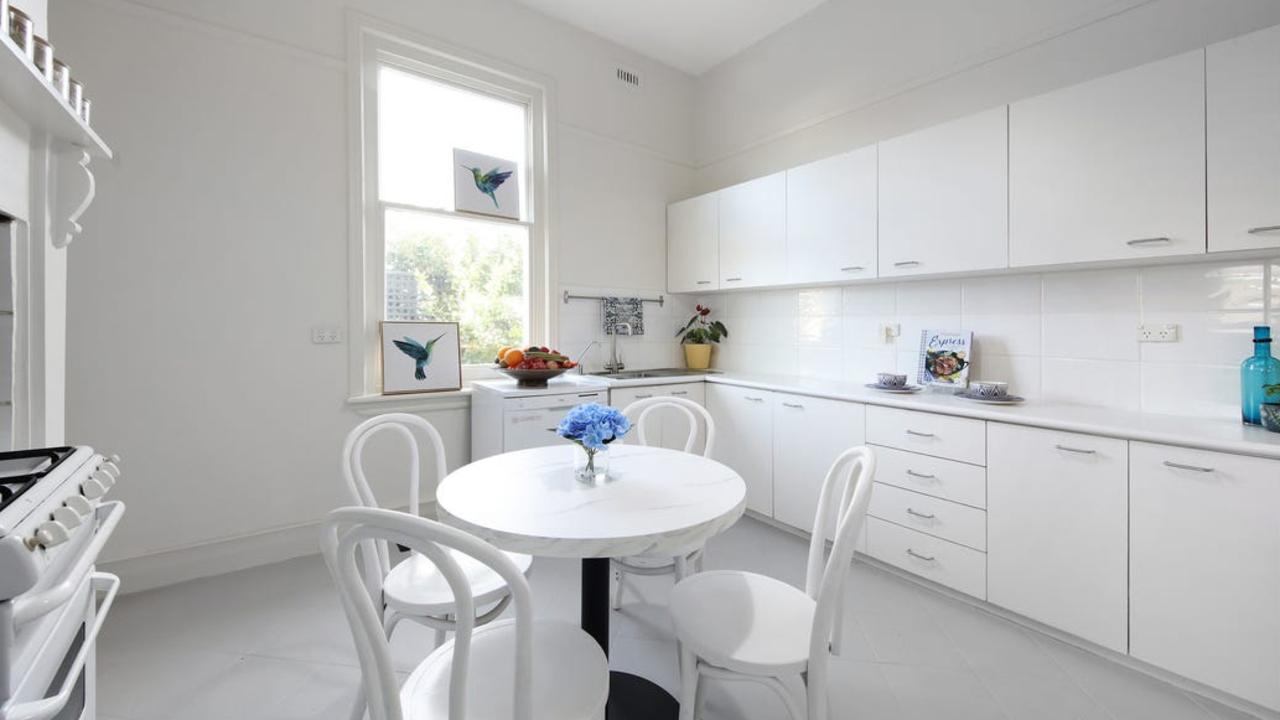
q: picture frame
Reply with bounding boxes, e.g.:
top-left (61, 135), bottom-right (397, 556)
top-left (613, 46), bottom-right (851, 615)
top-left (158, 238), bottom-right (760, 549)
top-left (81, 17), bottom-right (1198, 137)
top-left (453, 148), bottom-right (520, 220)
top-left (379, 321), bottom-right (463, 395)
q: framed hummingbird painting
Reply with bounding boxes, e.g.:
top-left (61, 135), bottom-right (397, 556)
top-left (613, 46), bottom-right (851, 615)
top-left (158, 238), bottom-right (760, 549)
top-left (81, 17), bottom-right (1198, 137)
top-left (379, 321), bottom-right (463, 395)
top-left (453, 148), bottom-right (521, 220)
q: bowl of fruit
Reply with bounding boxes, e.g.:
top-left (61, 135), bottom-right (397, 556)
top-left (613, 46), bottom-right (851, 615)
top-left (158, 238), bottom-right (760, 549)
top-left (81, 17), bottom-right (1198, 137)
top-left (495, 346), bottom-right (578, 388)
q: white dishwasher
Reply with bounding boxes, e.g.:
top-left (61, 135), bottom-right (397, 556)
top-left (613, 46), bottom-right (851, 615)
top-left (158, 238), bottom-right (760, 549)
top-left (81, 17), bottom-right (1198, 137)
top-left (471, 376), bottom-right (608, 460)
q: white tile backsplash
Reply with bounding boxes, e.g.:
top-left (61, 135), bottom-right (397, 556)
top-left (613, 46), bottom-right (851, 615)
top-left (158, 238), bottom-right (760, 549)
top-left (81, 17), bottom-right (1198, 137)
top-left (666, 258), bottom-right (1280, 419)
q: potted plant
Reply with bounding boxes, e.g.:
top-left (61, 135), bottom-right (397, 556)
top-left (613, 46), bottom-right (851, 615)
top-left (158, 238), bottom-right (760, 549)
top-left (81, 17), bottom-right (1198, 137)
top-left (676, 304), bottom-right (728, 370)
top-left (1262, 384), bottom-right (1280, 433)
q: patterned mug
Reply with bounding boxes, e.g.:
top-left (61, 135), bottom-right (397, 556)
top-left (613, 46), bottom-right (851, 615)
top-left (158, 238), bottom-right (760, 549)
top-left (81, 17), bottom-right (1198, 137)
top-left (971, 381), bottom-right (1008, 398)
top-left (877, 372), bottom-right (907, 388)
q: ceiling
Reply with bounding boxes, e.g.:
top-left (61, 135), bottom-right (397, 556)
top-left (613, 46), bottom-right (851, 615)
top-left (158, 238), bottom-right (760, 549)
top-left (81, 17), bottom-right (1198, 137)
top-left (514, 0), bottom-right (831, 75)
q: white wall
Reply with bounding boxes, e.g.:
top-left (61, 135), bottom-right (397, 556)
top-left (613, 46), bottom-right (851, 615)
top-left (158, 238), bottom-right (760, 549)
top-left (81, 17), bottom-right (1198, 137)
top-left (711, 260), bottom-right (1280, 421)
top-left (53, 0), bottom-right (696, 586)
top-left (693, 0), bottom-right (1280, 190)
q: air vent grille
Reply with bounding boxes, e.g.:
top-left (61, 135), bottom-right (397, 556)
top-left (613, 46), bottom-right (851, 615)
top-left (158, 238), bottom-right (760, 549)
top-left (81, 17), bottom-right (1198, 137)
top-left (615, 67), bottom-right (642, 90)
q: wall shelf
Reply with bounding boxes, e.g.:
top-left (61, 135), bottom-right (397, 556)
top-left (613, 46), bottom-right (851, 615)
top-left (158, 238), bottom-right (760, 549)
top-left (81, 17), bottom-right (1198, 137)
top-left (0, 34), bottom-right (111, 159)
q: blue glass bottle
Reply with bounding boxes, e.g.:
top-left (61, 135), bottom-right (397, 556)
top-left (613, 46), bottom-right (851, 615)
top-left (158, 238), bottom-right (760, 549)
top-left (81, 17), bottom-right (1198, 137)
top-left (1241, 325), bottom-right (1280, 425)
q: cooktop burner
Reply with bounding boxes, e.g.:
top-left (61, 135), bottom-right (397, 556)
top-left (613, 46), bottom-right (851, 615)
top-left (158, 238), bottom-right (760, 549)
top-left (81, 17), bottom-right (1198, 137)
top-left (0, 447), bottom-right (76, 514)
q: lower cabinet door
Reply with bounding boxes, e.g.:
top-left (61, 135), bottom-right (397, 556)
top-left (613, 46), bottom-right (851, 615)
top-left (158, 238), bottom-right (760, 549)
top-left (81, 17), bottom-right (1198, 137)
top-left (706, 384), bottom-right (774, 516)
top-left (987, 424), bottom-right (1128, 652)
top-left (610, 383), bottom-right (706, 452)
top-left (772, 393), bottom-right (865, 535)
top-left (867, 518), bottom-right (987, 599)
top-left (1130, 442), bottom-right (1280, 711)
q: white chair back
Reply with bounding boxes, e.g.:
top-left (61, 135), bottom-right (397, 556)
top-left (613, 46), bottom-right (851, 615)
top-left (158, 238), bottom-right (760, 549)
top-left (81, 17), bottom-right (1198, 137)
top-left (621, 396), bottom-right (716, 457)
top-left (341, 413), bottom-right (449, 604)
top-left (802, 446), bottom-right (876, 720)
top-left (321, 506), bottom-right (535, 720)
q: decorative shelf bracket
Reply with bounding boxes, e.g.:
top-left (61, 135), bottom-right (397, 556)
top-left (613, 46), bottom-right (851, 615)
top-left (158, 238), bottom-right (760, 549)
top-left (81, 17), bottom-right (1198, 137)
top-left (52, 146), bottom-right (94, 248)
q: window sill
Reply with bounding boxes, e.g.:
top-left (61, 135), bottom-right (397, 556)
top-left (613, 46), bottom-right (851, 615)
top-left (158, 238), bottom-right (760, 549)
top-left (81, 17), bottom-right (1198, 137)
top-left (346, 389), bottom-right (472, 415)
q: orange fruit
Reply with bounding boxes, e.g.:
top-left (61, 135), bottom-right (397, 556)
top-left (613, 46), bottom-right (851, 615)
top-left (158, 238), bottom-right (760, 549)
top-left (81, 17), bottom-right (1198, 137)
top-left (503, 348), bottom-right (524, 367)
top-left (496, 346), bottom-right (511, 360)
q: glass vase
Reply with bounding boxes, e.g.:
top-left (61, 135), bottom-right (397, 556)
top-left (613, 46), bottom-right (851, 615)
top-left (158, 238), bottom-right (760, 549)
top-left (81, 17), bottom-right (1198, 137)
top-left (573, 444), bottom-right (610, 484)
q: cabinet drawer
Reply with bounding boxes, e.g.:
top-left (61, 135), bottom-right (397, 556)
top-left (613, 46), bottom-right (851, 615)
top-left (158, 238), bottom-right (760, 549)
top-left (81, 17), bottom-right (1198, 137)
top-left (867, 517), bottom-right (987, 599)
top-left (869, 483), bottom-right (987, 551)
top-left (873, 446), bottom-right (986, 508)
top-left (867, 406), bottom-right (986, 465)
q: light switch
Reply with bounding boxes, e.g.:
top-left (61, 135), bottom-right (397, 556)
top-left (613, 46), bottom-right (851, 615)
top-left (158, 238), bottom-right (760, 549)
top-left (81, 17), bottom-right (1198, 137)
top-left (312, 326), bottom-right (344, 344)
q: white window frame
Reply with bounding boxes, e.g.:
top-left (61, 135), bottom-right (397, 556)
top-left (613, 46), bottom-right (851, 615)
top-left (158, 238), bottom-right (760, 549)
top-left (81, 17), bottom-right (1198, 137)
top-left (346, 17), bottom-right (556, 403)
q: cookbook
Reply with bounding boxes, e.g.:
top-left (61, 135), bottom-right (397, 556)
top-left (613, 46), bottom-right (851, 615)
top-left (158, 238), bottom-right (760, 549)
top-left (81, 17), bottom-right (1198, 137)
top-left (918, 330), bottom-right (972, 387)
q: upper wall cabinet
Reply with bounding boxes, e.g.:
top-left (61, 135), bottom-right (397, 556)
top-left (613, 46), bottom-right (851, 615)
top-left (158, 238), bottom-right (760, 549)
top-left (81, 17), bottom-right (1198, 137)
top-left (1208, 24), bottom-right (1280, 253)
top-left (718, 172), bottom-right (787, 289)
top-left (1010, 51), bottom-right (1206, 267)
top-left (878, 107), bottom-right (1009, 279)
top-left (786, 147), bottom-right (877, 283)
top-left (667, 193), bottom-right (720, 293)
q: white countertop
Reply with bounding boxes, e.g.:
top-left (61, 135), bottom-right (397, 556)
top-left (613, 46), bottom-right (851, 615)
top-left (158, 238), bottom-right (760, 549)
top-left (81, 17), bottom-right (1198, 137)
top-left (593, 370), bottom-right (1280, 461)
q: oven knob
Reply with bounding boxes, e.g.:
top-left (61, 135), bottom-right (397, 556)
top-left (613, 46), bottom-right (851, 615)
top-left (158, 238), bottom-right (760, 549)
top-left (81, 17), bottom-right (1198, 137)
top-left (93, 469), bottom-right (116, 489)
top-left (110, 454), bottom-right (121, 463)
top-left (52, 506), bottom-right (82, 528)
top-left (101, 460), bottom-right (121, 478)
top-left (65, 494), bottom-right (93, 517)
top-left (29, 520), bottom-right (71, 549)
top-left (81, 477), bottom-right (107, 499)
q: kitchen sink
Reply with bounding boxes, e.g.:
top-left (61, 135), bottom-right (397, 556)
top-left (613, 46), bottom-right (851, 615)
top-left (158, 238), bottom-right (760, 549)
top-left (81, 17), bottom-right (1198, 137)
top-left (589, 368), bottom-right (716, 380)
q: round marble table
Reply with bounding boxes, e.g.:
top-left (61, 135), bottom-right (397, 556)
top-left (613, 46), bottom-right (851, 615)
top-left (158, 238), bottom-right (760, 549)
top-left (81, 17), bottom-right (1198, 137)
top-left (437, 443), bottom-right (746, 720)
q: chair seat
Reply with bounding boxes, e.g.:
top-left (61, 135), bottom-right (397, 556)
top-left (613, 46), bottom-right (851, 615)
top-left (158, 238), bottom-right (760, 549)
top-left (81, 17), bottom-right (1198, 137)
top-left (384, 549), bottom-right (534, 616)
top-left (670, 570), bottom-right (816, 676)
top-left (402, 619), bottom-right (608, 720)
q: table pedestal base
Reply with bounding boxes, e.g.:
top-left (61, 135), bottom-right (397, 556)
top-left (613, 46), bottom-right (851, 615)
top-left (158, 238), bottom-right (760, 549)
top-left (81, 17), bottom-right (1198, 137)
top-left (582, 558), bottom-right (680, 720)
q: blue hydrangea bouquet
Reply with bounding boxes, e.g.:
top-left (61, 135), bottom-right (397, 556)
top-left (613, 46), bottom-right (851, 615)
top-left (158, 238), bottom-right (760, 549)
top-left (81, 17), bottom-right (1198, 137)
top-left (557, 403), bottom-right (631, 482)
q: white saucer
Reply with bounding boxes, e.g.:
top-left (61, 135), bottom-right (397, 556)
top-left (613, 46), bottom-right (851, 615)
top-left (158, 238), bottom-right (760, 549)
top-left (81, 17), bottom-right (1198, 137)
top-left (865, 383), bottom-right (923, 394)
top-left (956, 391), bottom-right (1025, 404)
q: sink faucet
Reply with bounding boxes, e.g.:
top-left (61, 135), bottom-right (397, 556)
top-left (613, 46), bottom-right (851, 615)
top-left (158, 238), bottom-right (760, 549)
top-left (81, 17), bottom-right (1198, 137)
top-left (574, 340), bottom-right (600, 374)
top-left (605, 323), bottom-right (632, 373)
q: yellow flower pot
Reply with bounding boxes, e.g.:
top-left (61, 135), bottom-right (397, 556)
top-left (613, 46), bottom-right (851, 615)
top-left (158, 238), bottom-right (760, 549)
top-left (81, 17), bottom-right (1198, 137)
top-left (684, 343), bottom-right (712, 370)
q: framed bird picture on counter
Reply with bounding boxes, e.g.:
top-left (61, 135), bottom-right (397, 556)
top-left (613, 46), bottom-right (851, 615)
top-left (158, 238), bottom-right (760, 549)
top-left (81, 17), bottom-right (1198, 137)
top-left (380, 321), bottom-right (463, 395)
top-left (453, 148), bottom-right (520, 220)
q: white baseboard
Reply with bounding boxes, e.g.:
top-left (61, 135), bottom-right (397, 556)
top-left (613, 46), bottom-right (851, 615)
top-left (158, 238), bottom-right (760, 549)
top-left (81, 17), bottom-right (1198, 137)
top-left (101, 502), bottom-right (437, 594)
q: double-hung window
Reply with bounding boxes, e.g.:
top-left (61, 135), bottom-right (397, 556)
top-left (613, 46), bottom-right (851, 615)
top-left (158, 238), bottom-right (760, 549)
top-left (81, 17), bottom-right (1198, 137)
top-left (350, 24), bottom-right (550, 396)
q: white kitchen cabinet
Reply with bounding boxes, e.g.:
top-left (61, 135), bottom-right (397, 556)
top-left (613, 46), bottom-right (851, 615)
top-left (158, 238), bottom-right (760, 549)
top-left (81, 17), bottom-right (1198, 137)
top-left (867, 517), bottom-right (987, 599)
top-left (866, 406), bottom-right (986, 465)
top-left (667, 193), bottom-right (719, 293)
top-left (878, 106), bottom-right (1008, 278)
top-left (772, 393), bottom-right (865, 535)
top-left (1208, 24), bottom-right (1280, 253)
top-left (786, 147), bottom-right (877, 284)
top-left (610, 382), bottom-right (706, 453)
top-left (874, 446), bottom-right (986, 509)
top-left (718, 172), bottom-right (786, 289)
top-left (1010, 50), bottom-right (1206, 267)
top-left (706, 384), bottom-right (774, 515)
top-left (987, 424), bottom-right (1128, 653)
top-left (1130, 443), bottom-right (1280, 711)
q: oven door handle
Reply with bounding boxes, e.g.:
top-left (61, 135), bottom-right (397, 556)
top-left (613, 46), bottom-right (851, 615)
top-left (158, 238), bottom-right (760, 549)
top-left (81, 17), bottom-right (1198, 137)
top-left (13, 501), bottom-right (125, 627)
top-left (0, 572), bottom-right (120, 720)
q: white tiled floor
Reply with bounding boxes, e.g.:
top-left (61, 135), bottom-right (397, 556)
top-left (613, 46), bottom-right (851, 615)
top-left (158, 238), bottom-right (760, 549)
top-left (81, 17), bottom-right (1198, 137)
top-left (97, 517), bottom-right (1259, 720)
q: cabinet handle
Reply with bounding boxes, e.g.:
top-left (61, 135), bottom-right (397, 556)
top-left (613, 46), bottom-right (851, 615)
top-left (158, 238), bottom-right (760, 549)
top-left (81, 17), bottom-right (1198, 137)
top-left (744, 396), bottom-right (765, 402)
top-left (893, 261), bottom-right (921, 268)
top-left (906, 507), bottom-right (936, 520)
top-left (1246, 225), bottom-right (1280, 235)
top-left (905, 469), bottom-right (936, 480)
top-left (1125, 237), bottom-right (1172, 246)
top-left (1163, 460), bottom-right (1215, 473)
top-left (781, 402), bottom-right (804, 409)
top-left (905, 429), bottom-right (935, 438)
top-left (905, 549), bottom-right (936, 562)
top-left (545, 428), bottom-right (558, 433)
top-left (696, 280), bottom-right (712, 285)
top-left (1054, 445), bottom-right (1097, 455)
top-left (725, 277), bottom-right (743, 282)
top-left (635, 394), bottom-right (653, 399)
top-left (671, 390), bottom-right (688, 396)
top-left (840, 266), bottom-right (864, 272)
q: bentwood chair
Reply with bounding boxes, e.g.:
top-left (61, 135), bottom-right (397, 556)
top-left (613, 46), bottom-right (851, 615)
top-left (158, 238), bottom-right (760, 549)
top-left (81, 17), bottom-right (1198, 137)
top-left (342, 414), bottom-right (534, 719)
top-left (669, 446), bottom-right (876, 720)
top-left (611, 396), bottom-right (717, 609)
top-left (321, 506), bottom-right (609, 720)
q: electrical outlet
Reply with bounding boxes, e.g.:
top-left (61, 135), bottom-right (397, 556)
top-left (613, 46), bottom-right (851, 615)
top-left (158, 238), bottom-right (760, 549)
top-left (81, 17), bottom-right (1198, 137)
top-left (880, 323), bottom-right (900, 343)
top-left (1138, 323), bottom-right (1179, 343)
top-left (312, 326), bottom-right (344, 344)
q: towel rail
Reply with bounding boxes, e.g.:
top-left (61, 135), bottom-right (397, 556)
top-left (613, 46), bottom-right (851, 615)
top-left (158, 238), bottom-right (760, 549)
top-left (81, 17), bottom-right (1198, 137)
top-left (562, 290), bottom-right (664, 307)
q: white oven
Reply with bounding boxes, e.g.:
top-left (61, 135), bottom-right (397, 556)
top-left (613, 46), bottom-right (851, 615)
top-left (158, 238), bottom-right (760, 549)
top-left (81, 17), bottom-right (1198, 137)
top-left (0, 448), bottom-right (124, 720)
